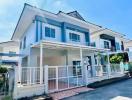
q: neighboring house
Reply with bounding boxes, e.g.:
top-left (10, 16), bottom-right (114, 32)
top-left (124, 40), bottom-right (132, 61)
top-left (124, 40), bottom-right (132, 51)
top-left (90, 28), bottom-right (126, 52)
top-left (0, 41), bottom-right (19, 66)
top-left (11, 4), bottom-right (125, 99)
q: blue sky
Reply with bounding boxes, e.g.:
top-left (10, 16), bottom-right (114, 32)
top-left (0, 0), bottom-right (132, 42)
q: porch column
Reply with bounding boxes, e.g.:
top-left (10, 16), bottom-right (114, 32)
top-left (44, 65), bottom-right (48, 93)
top-left (80, 48), bottom-right (83, 66)
top-left (107, 52), bottom-right (111, 78)
top-left (40, 43), bottom-right (43, 84)
top-left (91, 53), bottom-right (96, 77)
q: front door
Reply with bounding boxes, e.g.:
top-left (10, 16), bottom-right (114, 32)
top-left (84, 56), bottom-right (93, 77)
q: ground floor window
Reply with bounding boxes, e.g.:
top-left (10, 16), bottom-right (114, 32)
top-left (73, 61), bottom-right (82, 76)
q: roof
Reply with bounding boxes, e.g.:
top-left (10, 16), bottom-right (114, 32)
top-left (91, 28), bottom-right (126, 38)
top-left (11, 3), bottom-right (126, 41)
top-left (11, 3), bottom-right (101, 40)
top-left (0, 41), bottom-right (19, 47)
top-left (66, 11), bottom-right (85, 21)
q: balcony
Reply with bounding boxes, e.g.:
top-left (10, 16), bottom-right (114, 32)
top-left (110, 46), bottom-right (116, 52)
top-left (86, 42), bottom-right (96, 47)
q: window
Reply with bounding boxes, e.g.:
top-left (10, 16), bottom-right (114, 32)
top-left (23, 36), bottom-right (26, 49)
top-left (104, 41), bottom-right (109, 49)
top-left (45, 27), bottom-right (55, 38)
top-left (9, 51), bottom-right (16, 57)
top-left (69, 33), bottom-right (80, 42)
top-left (20, 41), bottom-right (22, 49)
top-left (116, 42), bottom-right (120, 50)
top-left (73, 61), bottom-right (82, 76)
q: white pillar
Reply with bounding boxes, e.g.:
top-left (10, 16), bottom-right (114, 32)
top-left (107, 52), bottom-right (111, 78)
top-left (40, 43), bottom-right (43, 84)
top-left (80, 48), bottom-right (82, 68)
top-left (13, 67), bottom-right (18, 99)
top-left (44, 65), bottom-right (48, 93)
top-left (91, 53), bottom-right (96, 76)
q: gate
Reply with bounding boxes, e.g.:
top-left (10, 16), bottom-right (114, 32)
top-left (48, 65), bottom-right (84, 93)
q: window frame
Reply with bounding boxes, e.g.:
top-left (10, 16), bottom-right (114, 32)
top-left (23, 36), bottom-right (26, 49)
top-left (116, 42), bottom-right (120, 50)
top-left (45, 27), bottom-right (55, 38)
top-left (69, 33), bottom-right (80, 42)
top-left (9, 51), bottom-right (16, 57)
top-left (104, 41), bottom-right (110, 49)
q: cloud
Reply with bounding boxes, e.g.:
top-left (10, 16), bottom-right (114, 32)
top-left (0, 0), bottom-right (74, 42)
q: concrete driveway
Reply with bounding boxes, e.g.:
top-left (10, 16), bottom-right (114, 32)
top-left (63, 79), bottom-right (132, 100)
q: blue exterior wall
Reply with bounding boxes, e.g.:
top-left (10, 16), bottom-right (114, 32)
top-left (35, 15), bottom-right (90, 45)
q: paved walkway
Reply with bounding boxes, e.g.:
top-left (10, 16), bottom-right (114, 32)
top-left (49, 87), bottom-right (94, 100)
top-left (63, 79), bottom-right (132, 100)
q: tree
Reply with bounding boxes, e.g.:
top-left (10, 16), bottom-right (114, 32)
top-left (110, 53), bottom-right (124, 64)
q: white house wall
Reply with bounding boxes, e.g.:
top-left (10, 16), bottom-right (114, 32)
top-left (90, 35), bottom-right (100, 48)
top-left (20, 22), bottom-right (35, 50)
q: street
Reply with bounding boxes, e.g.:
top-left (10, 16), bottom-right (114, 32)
top-left (63, 79), bottom-right (132, 100)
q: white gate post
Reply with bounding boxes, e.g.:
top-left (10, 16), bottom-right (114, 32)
top-left (107, 52), bottom-right (111, 78)
top-left (44, 65), bottom-right (48, 93)
top-left (13, 66), bottom-right (18, 99)
top-left (56, 67), bottom-right (58, 91)
top-left (40, 43), bottom-right (43, 84)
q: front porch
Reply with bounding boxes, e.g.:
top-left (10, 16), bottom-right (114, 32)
top-left (13, 41), bottom-right (125, 99)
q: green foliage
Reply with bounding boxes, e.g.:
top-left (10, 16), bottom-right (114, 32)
top-left (110, 53), bottom-right (124, 64)
top-left (0, 67), bottom-right (8, 74)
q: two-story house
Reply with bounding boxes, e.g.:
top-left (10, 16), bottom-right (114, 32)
top-left (90, 28), bottom-right (126, 52)
top-left (12, 4), bottom-right (125, 99)
top-left (124, 40), bottom-right (132, 61)
top-left (0, 41), bottom-right (19, 66)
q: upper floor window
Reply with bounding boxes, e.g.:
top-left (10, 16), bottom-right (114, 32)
top-left (20, 41), bottom-right (22, 49)
top-left (45, 27), bottom-right (55, 38)
top-left (104, 41), bottom-right (110, 49)
top-left (23, 36), bottom-right (26, 49)
top-left (9, 51), bottom-right (16, 57)
top-left (69, 33), bottom-right (80, 42)
top-left (116, 42), bottom-right (120, 50)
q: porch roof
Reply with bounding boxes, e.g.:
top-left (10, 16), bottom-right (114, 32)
top-left (31, 40), bottom-right (109, 52)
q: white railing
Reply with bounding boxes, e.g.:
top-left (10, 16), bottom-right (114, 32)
top-left (48, 65), bottom-right (83, 92)
top-left (87, 64), bottom-right (125, 84)
top-left (19, 67), bottom-right (42, 85)
top-left (16, 65), bottom-right (84, 93)
top-left (16, 64), bottom-right (124, 90)
top-left (110, 64), bottom-right (121, 74)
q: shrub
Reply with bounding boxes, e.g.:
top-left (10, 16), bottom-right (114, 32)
top-left (0, 67), bottom-right (8, 74)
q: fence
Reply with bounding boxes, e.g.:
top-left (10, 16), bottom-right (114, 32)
top-left (48, 65), bottom-right (83, 92)
top-left (87, 64), bottom-right (125, 84)
top-left (110, 64), bottom-right (121, 74)
top-left (20, 67), bottom-right (41, 85)
top-left (17, 65), bottom-right (84, 93)
top-left (17, 64), bottom-right (124, 93)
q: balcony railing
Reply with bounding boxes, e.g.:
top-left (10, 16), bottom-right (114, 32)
top-left (110, 46), bottom-right (116, 52)
top-left (86, 42), bottom-right (96, 47)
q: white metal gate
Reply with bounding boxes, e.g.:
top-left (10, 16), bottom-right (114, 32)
top-left (48, 65), bottom-right (84, 93)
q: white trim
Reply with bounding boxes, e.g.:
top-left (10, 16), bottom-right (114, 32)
top-left (31, 40), bottom-right (110, 52)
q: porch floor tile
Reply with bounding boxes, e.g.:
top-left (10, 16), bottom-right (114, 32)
top-left (49, 86), bottom-right (94, 100)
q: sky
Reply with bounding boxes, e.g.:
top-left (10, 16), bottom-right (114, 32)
top-left (0, 0), bottom-right (132, 42)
